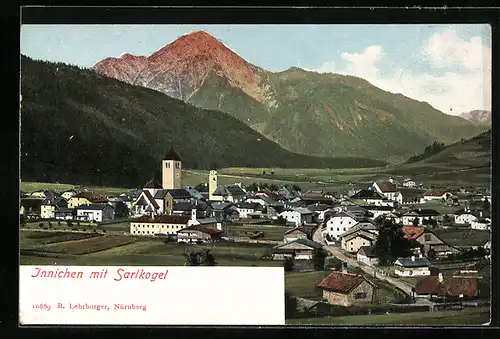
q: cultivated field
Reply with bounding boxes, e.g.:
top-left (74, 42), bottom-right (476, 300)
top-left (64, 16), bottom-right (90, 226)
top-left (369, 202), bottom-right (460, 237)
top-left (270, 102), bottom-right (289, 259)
top-left (286, 306), bottom-right (490, 325)
top-left (19, 230), bottom-right (282, 267)
top-left (20, 181), bottom-right (128, 197)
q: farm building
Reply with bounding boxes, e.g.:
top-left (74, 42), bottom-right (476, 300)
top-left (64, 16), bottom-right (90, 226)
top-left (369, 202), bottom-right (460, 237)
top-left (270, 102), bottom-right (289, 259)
top-left (394, 255), bottom-right (431, 277)
top-left (316, 271), bottom-right (375, 306)
top-left (283, 226), bottom-right (310, 243)
top-left (412, 273), bottom-right (479, 302)
top-left (177, 225), bottom-right (224, 244)
top-left (272, 238), bottom-right (323, 260)
top-left (75, 204), bottom-right (114, 222)
top-left (357, 246), bottom-right (379, 266)
top-left (401, 226), bottom-right (460, 257)
top-left (40, 198), bottom-right (68, 219)
top-left (340, 230), bottom-right (377, 254)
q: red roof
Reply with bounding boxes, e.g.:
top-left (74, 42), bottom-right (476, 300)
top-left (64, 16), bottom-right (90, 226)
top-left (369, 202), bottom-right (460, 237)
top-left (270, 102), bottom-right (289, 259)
top-left (402, 226), bottom-right (425, 240)
top-left (376, 181), bottom-right (397, 193)
top-left (132, 215), bottom-right (190, 224)
top-left (317, 272), bottom-right (369, 294)
top-left (413, 276), bottom-right (478, 297)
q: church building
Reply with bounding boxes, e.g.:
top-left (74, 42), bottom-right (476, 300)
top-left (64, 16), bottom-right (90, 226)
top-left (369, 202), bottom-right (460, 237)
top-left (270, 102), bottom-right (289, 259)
top-left (162, 148), bottom-right (182, 190)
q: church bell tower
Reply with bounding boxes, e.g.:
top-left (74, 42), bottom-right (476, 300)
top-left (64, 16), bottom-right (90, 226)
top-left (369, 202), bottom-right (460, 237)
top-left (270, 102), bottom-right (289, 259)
top-left (162, 148), bottom-right (182, 190)
top-left (208, 170), bottom-right (218, 200)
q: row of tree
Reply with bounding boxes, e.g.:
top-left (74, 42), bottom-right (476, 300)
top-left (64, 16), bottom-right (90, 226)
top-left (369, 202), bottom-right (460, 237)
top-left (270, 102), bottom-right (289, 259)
top-left (183, 248), bottom-right (217, 266)
top-left (244, 182), bottom-right (302, 193)
top-left (407, 141), bottom-right (446, 163)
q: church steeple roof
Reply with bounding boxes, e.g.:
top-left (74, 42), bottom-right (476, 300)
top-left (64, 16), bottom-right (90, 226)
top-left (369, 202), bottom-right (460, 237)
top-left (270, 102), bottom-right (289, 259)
top-left (164, 148), bottom-right (182, 161)
top-left (144, 177), bottom-right (162, 189)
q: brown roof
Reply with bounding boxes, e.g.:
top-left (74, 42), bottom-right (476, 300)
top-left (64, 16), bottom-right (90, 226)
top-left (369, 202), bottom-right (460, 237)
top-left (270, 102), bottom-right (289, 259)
top-left (132, 215), bottom-right (190, 224)
top-left (179, 225), bottom-right (224, 235)
top-left (164, 148), bottom-right (182, 161)
top-left (317, 272), bottom-right (369, 294)
top-left (142, 190), bottom-right (159, 209)
top-left (423, 190), bottom-right (449, 197)
top-left (402, 226), bottom-right (425, 240)
top-left (413, 276), bottom-right (478, 297)
top-left (284, 226), bottom-right (309, 235)
top-left (376, 181), bottom-right (397, 193)
top-left (144, 178), bottom-right (162, 189)
top-left (73, 191), bottom-right (108, 203)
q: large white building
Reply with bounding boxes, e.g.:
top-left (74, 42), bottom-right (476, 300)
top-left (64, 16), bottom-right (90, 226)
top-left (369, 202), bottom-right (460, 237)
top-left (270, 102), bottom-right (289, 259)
top-left (130, 215), bottom-right (190, 236)
top-left (324, 211), bottom-right (358, 241)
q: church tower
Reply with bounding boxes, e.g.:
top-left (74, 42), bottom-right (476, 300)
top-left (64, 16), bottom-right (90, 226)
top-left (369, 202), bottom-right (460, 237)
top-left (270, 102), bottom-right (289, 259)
top-left (162, 148), bottom-right (182, 190)
top-left (208, 170), bottom-right (218, 200)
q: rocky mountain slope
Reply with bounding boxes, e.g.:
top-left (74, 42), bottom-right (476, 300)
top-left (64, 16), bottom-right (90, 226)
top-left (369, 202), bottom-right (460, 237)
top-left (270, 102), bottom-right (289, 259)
top-left (94, 31), bottom-right (487, 162)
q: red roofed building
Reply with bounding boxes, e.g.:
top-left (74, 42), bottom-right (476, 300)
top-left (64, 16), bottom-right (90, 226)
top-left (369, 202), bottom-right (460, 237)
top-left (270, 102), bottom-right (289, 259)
top-left (401, 226), bottom-right (460, 258)
top-left (402, 226), bottom-right (425, 240)
top-left (177, 225), bottom-right (224, 244)
top-left (371, 180), bottom-right (402, 204)
top-left (412, 273), bottom-right (479, 302)
top-left (316, 271), bottom-right (375, 306)
top-left (423, 190), bottom-right (451, 201)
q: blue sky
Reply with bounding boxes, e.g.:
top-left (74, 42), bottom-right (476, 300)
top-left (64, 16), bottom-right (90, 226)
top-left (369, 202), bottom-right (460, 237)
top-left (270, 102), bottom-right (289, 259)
top-left (20, 24), bottom-right (491, 114)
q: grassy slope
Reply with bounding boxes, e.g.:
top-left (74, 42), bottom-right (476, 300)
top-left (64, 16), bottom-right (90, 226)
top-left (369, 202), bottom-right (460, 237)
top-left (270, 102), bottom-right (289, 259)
top-left (20, 56), bottom-right (386, 188)
top-left (193, 66), bottom-right (486, 161)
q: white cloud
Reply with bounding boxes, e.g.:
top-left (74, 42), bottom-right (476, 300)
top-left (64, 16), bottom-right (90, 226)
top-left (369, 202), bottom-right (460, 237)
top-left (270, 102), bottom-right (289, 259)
top-left (313, 29), bottom-right (491, 114)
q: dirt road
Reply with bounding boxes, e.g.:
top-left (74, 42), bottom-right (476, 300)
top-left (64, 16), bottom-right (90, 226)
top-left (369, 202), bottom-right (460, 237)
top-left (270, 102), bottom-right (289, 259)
top-left (313, 227), bottom-right (414, 295)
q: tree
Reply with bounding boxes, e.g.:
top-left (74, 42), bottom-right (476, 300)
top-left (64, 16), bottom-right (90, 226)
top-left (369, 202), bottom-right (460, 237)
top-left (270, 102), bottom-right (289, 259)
top-left (199, 249), bottom-right (217, 266)
top-left (246, 182), bottom-right (259, 193)
top-left (483, 198), bottom-right (490, 212)
top-left (412, 217), bottom-right (420, 226)
top-left (275, 216), bottom-right (288, 226)
top-left (374, 219), bottom-right (413, 266)
top-left (427, 248), bottom-right (436, 260)
top-left (114, 201), bottom-right (130, 218)
top-left (310, 248), bottom-right (328, 271)
top-left (183, 249), bottom-right (200, 266)
top-left (284, 256), bottom-right (295, 272)
top-left (269, 183), bottom-right (279, 191)
top-left (285, 292), bottom-right (298, 318)
top-left (292, 184), bottom-right (302, 193)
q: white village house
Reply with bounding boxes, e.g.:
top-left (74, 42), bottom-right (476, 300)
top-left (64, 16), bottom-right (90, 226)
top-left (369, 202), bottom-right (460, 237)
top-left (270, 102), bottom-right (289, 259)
top-left (278, 208), bottom-right (314, 226)
top-left (75, 204), bottom-right (114, 222)
top-left (324, 211), bottom-right (358, 242)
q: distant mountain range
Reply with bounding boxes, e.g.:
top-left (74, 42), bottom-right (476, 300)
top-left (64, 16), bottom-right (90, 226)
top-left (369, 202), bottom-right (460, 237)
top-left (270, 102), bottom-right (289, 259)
top-left (459, 110), bottom-right (491, 126)
top-left (20, 56), bottom-right (387, 187)
top-left (94, 31), bottom-right (487, 162)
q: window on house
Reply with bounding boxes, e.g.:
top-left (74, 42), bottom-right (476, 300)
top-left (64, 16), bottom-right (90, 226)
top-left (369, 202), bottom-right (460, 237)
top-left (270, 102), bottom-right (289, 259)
top-left (166, 163), bottom-right (170, 168)
top-left (355, 293), bottom-right (367, 299)
top-left (424, 234), bottom-right (431, 241)
top-left (343, 228), bottom-right (346, 231)
top-left (340, 221), bottom-right (343, 224)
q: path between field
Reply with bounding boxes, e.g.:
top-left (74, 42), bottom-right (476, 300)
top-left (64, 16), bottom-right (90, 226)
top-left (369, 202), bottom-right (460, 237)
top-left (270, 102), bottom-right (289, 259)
top-left (312, 228), bottom-right (414, 296)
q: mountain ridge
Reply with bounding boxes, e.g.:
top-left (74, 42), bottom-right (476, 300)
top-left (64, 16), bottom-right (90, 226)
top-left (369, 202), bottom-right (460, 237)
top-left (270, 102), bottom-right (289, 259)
top-left (93, 31), bottom-right (487, 161)
top-left (459, 110), bottom-right (491, 126)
